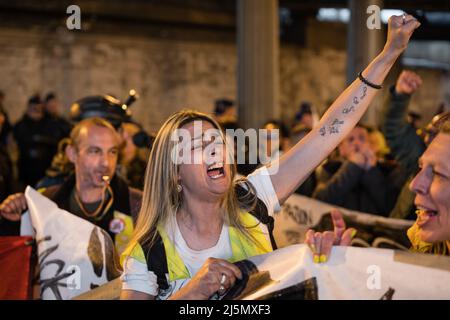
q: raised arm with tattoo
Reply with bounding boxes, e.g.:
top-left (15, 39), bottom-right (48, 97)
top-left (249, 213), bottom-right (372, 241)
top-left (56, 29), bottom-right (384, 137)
top-left (267, 15), bottom-right (421, 204)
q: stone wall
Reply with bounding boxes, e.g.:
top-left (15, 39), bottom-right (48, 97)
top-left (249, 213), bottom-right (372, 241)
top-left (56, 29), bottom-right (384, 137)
top-left (0, 26), bottom-right (446, 133)
top-left (407, 68), bottom-right (448, 125)
top-left (0, 27), bottom-right (237, 132)
top-left (280, 46), bottom-right (347, 122)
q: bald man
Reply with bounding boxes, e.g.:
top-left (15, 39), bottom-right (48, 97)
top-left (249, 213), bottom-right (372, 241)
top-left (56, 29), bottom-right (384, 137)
top-left (0, 117), bottom-right (142, 248)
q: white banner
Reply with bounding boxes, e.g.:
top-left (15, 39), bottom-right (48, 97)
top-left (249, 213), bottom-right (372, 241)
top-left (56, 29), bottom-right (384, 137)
top-left (21, 187), bottom-right (120, 300)
top-left (77, 243), bottom-right (450, 300)
top-left (223, 244), bottom-right (450, 300)
top-left (274, 194), bottom-right (414, 249)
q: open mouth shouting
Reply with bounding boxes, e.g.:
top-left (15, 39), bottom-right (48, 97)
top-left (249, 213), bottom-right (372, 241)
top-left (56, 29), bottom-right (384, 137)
top-left (415, 205), bottom-right (439, 227)
top-left (206, 162), bottom-right (225, 179)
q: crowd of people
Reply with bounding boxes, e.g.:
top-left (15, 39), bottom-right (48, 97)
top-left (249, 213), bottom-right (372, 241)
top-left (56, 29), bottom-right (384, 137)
top-left (213, 71), bottom-right (448, 221)
top-left (0, 14), bottom-right (449, 300)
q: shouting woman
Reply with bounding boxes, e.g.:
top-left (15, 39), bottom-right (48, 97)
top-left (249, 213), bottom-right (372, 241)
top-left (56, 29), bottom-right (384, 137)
top-left (120, 15), bottom-right (420, 300)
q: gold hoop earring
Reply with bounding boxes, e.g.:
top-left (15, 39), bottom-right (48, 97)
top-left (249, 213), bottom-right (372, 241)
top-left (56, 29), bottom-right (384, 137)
top-left (177, 184), bottom-right (183, 193)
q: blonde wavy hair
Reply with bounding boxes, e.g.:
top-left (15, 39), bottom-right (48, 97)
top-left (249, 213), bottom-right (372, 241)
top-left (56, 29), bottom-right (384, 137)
top-left (129, 110), bottom-right (261, 253)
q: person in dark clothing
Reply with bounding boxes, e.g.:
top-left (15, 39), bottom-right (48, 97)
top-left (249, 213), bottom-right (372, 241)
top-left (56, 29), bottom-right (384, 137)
top-left (0, 118), bottom-right (142, 253)
top-left (407, 111), bottom-right (422, 130)
top-left (381, 71), bottom-right (425, 176)
top-left (380, 70), bottom-right (445, 220)
top-left (31, 93), bottom-right (72, 189)
top-left (35, 137), bottom-right (74, 189)
top-left (119, 122), bottom-right (150, 190)
top-left (0, 139), bottom-right (13, 202)
top-left (12, 95), bottom-right (68, 188)
top-left (291, 102), bottom-right (315, 143)
top-left (44, 92), bottom-right (72, 138)
top-left (262, 119), bottom-right (291, 160)
top-left (289, 103), bottom-right (318, 197)
top-left (294, 173), bottom-right (317, 198)
top-left (213, 98), bottom-right (243, 140)
top-left (0, 90), bottom-right (12, 146)
top-left (0, 151), bottom-right (12, 202)
top-left (313, 125), bottom-right (398, 216)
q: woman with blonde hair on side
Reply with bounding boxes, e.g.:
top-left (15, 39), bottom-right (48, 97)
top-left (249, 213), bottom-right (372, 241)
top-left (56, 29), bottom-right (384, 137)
top-left (120, 15), bottom-right (420, 300)
top-left (308, 120), bottom-right (450, 263)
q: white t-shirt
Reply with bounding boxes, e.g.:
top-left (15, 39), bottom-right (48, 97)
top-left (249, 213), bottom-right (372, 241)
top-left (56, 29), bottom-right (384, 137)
top-left (121, 166), bottom-right (280, 297)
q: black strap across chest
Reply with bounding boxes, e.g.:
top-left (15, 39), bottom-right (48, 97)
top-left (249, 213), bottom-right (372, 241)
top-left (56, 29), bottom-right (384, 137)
top-left (141, 183), bottom-right (277, 292)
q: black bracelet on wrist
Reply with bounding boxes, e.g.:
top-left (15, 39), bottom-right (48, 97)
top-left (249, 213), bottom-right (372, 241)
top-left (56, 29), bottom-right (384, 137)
top-left (358, 71), bottom-right (382, 89)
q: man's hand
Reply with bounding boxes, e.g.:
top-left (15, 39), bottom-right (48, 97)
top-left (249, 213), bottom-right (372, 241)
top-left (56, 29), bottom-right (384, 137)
top-left (0, 193), bottom-right (27, 221)
top-left (305, 209), bottom-right (356, 263)
top-left (395, 70), bottom-right (422, 95)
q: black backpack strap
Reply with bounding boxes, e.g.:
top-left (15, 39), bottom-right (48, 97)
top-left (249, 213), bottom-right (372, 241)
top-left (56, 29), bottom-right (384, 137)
top-left (141, 232), bottom-right (170, 291)
top-left (251, 203), bottom-right (277, 250)
top-left (235, 183), bottom-right (278, 250)
top-left (140, 182), bottom-right (279, 295)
